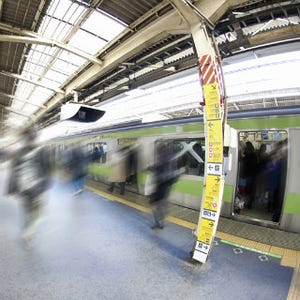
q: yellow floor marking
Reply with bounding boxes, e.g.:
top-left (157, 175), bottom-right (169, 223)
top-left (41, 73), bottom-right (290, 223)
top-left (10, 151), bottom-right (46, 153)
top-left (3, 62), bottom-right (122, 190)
top-left (270, 246), bottom-right (285, 256)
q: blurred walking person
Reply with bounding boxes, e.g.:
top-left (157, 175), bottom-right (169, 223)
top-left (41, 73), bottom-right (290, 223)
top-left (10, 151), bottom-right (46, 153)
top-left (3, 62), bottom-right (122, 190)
top-left (68, 144), bottom-right (89, 196)
top-left (149, 143), bottom-right (180, 229)
top-left (108, 147), bottom-right (128, 195)
top-left (7, 128), bottom-right (52, 246)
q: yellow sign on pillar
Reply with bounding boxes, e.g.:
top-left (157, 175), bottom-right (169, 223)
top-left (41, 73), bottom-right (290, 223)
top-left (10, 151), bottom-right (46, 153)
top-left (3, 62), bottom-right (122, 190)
top-left (204, 83), bottom-right (222, 120)
top-left (192, 62), bottom-right (225, 263)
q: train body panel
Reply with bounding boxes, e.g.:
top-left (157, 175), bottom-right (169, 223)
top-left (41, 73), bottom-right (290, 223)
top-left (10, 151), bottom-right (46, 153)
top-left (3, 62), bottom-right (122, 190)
top-left (50, 109), bottom-right (300, 233)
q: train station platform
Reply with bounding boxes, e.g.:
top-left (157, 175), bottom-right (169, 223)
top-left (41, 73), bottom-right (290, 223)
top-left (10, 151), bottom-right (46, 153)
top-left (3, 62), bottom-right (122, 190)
top-left (0, 176), bottom-right (299, 299)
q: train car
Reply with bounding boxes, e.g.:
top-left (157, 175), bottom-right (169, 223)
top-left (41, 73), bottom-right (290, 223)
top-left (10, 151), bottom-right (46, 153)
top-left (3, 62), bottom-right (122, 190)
top-left (49, 106), bottom-right (300, 234)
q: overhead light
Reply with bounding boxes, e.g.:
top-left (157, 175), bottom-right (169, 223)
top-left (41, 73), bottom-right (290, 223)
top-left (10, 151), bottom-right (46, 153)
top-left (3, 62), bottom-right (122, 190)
top-left (60, 102), bottom-right (105, 122)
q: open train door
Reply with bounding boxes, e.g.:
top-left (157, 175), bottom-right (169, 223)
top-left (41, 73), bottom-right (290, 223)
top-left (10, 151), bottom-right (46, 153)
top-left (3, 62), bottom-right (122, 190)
top-left (60, 102), bottom-right (105, 123)
top-left (280, 128), bottom-right (300, 232)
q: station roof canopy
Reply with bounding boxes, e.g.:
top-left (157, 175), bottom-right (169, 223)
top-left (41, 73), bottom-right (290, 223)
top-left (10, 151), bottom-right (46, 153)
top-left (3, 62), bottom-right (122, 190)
top-left (0, 0), bottom-right (299, 137)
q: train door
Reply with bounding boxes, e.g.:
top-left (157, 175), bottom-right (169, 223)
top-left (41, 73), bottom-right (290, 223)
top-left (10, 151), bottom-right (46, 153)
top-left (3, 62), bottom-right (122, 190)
top-left (234, 130), bottom-right (288, 224)
top-left (117, 138), bottom-right (139, 193)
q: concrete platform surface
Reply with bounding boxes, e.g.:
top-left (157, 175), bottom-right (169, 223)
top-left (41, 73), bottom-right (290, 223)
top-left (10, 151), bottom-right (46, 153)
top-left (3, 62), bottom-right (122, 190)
top-left (0, 179), bottom-right (293, 300)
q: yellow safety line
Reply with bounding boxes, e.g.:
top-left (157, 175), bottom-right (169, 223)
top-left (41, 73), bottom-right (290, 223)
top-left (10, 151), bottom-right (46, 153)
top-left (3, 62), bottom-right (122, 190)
top-left (87, 185), bottom-right (300, 299)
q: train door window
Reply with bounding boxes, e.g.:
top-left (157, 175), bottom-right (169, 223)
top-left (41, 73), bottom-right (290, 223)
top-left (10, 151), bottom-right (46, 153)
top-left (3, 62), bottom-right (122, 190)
top-left (155, 138), bottom-right (205, 176)
top-left (235, 130), bottom-right (288, 223)
top-left (90, 142), bottom-right (107, 164)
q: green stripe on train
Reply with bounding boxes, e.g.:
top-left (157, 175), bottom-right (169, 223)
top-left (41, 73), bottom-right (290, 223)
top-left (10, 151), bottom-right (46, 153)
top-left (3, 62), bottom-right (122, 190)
top-left (91, 167), bottom-right (235, 202)
top-left (171, 179), bottom-right (203, 196)
top-left (228, 116), bottom-right (300, 130)
top-left (100, 125), bottom-right (177, 139)
top-left (138, 171), bottom-right (234, 202)
top-left (284, 193), bottom-right (300, 215)
top-left (223, 184), bottom-right (234, 203)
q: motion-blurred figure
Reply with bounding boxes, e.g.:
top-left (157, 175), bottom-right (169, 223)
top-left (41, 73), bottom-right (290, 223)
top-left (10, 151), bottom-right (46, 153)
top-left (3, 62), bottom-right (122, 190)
top-left (68, 144), bottom-right (89, 195)
top-left (265, 140), bottom-right (287, 222)
top-left (108, 147), bottom-right (128, 195)
top-left (149, 143), bottom-right (181, 229)
top-left (92, 146), bottom-right (101, 163)
top-left (7, 128), bottom-right (52, 246)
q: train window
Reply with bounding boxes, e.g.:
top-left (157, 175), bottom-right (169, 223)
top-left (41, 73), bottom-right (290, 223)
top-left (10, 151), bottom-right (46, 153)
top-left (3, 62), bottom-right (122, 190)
top-left (90, 142), bottom-right (107, 164)
top-left (155, 139), bottom-right (205, 176)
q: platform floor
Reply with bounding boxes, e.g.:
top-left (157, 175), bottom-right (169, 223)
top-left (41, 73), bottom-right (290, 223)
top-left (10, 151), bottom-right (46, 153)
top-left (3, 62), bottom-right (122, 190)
top-left (87, 180), bottom-right (300, 251)
top-left (0, 177), bottom-right (299, 300)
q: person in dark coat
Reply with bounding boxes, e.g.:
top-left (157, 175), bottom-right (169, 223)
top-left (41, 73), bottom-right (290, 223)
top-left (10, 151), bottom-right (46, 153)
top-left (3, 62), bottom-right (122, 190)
top-left (7, 127), bottom-right (52, 246)
top-left (149, 143), bottom-right (180, 229)
top-left (68, 144), bottom-right (89, 195)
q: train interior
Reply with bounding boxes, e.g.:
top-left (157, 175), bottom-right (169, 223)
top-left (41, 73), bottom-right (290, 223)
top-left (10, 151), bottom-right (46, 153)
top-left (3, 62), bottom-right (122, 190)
top-left (235, 130), bottom-right (288, 224)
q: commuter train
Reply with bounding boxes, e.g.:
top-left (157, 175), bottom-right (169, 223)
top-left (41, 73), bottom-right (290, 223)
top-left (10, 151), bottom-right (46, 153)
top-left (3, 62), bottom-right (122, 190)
top-left (49, 106), bottom-right (300, 234)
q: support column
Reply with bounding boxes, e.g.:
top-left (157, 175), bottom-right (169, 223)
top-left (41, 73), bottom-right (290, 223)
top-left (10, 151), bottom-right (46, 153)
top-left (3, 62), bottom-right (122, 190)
top-left (169, 0), bottom-right (227, 263)
top-left (191, 25), bottom-right (226, 263)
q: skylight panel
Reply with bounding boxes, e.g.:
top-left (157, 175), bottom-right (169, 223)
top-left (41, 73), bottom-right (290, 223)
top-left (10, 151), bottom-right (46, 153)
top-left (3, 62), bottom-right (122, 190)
top-left (26, 87), bottom-right (52, 106)
top-left (58, 50), bottom-right (87, 67)
top-left (40, 16), bottom-right (72, 41)
top-left (40, 77), bottom-right (62, 90)
top-left (44, 69), bottom-right (69, 85)
top-left (51, 58), bottom-right (80, 76)
top-left (82, 10), bottom-right (126, 41)
top-left (22, 105), bottom-right (39, 115)
top-left (14, 82), bottom-right (35, 102)
top-left (29, 45), bottom-right (57, 59)
top-left (68, 29), bottom-right (107, 55)
top-left (48, 0), bottom-right (86, 24)
top-left (29, 45), bottom-right (54, 67)
top-left (23, 62), bottom-right (45, 78)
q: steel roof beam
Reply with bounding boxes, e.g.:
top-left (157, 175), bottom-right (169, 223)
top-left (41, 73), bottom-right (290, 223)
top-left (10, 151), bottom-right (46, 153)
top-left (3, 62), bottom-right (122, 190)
top-left (0, 22), bottom-right (103, 66)
top-left (0, 91), bottom-right (46, 108)
top-left (0, 71), bottom-right (64, 94)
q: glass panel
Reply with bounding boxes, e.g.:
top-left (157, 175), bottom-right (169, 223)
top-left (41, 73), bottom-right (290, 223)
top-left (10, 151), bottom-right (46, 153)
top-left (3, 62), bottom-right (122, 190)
top-left (90, 142), bottom-right (108, 164)
top-left (41, 16), bottom-right (72, 40)
top-left (51, 58), bottom-right (80, 75)
top-left (155, 139), bottom-right (205, 176)
top-left (44, 69), bottom-right (69, 84)
top-left (68, 29), bottom-right (107, 55)
top-left (49, 0), bottom-right (86, 24)
top-left (40, 77), bottom-right (62, 89)
top-left (82, 10), bottom-right (126, 41)
top-left (58, 50), bottom-right (87, 67)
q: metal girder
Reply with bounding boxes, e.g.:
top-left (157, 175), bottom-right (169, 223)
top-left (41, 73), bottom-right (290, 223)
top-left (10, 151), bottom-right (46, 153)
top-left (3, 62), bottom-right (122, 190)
top-left (0, 104), bottom-right (31, 119)
top-left (219, 24), bottom-right (300, 55)
top-left (0, 71), bottom-right (64, 94)
top-left (0, 22), bottom-right (103, 66)
top-left (32, 8), bottom-right (189, 122)
top-left (0, 91), bottom-right (46, 108)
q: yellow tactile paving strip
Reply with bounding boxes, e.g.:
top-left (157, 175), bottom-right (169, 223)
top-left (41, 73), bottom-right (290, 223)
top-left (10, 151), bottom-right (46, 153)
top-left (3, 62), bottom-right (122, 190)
top-left (87, 186), bottom-right (300, 300)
